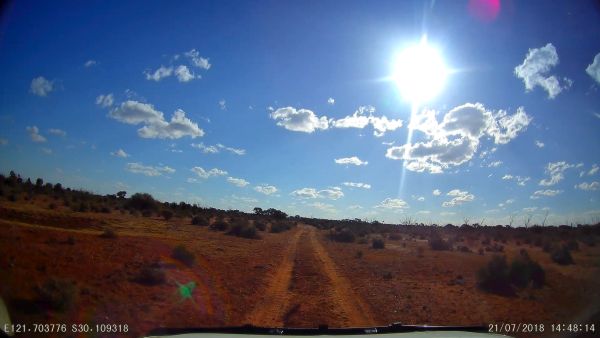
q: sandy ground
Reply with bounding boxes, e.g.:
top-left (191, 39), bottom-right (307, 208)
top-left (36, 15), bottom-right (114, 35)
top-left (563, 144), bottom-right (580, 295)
top-left (1, 201), bottom-right (600, 338)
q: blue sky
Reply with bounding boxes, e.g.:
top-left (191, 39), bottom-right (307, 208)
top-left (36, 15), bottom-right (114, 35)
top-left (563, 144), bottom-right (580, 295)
top-left (1, 0), bottom-right (600, 225)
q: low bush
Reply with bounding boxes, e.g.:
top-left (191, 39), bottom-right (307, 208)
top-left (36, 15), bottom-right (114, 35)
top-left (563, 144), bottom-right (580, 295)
top-left (565, 239), bottom-right (579, 251)
top-left (161, 210), bottom-right (174, 221)
top-left (191, 215), bottom-right (209, 226)
top-left (429, 236), bottom-right (451, 251)
top-left (36, 278), bottom-right (77, 312)
top-left (580, 236), bottom-right (596, 247)
top-left (328, 228), bottom-right (355, 243)
top-left (457, 245), bottom-right (472, 253)
top-left (509, 254), bottom-right (545, 289)
top-left (270, 221), bottom-right (293, 233)
top-left (372, 238), bottom-right (385, 249)
top-left (134, 265), bottom-right (166, 285)
top-left (210, 220), bottom-right (229, 231)
top-left (254, 220), bottom-right (267, 231)
top-left (99, 228), bottom-right (117, 239)
top-left (477, 255), bottom-right (512, 295)
top-left (227, 220), bottom-right (259, 239)
top-left (388, 233), bottom-right (402, 241)
top-left (551, 246), bottom-right (574, 265)
top-left (355, 250), bottom-right (363, 259)
top-left (172, 245), bottom-right (195, 267)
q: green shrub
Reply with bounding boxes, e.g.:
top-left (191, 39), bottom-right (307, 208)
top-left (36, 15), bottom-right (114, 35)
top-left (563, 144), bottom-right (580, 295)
top-left (372, 238), bottom-right (385, 249)
top-left (429, 236), bottom-right (451, 251)
top-left (36, 278), bottom-right (77, 312)
top-left (210, 220), bottom-right (229, 231)
top-left (161, 210), bottom-right (174, 220)
top-left (509, 255), bottom-right (545, 289)
top-left (328, 228), bottom-right (355, 243)
top-left (227, 220), bottom-right (259, 239)
top-left (254, 220), bottom-right (267, 231)
top-left (127, 193), bottom-right (158, 212)
top-left (388, 233), bottom-right (402, 241)
top-left (172, 245), bottom-right (195, 267)
top-left (134, 265), bottom-right (166, 285)
top-left (565, 239), bottom-right (579, 251)
top-left (270, 221), bottom-right (292, 233)
top-left (551, 246), bottom-right (574, 265)
top-left (191, 215), bottom-right (209, 226)
top-left (477, 255), bottom-right (512, 295)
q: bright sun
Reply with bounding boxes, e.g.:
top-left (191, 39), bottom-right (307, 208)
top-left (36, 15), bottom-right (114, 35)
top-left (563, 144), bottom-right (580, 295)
top-left (393, 40), bottom-right (448, 105)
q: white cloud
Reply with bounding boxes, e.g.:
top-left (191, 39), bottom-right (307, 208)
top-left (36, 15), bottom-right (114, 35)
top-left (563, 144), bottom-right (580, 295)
top-left (376, 198), bottom-right (409, 209)
top-left (174, 65), bottom-right (195, 82)
top-left (535, 140), bottom-right (545, 148)
top-left (227, 177), bottom-right (250, 187)
top-left (514, 43), bottom-right (571, 99)
top-left (0, 138), bottom-right (7, 145)
top-left (190, 167), bottom-right (227, 179)
top-left (502, 174), bottom-right (531, 186)
top-left (442, 189), bottom-right (475, 207)
top-left (230, 194), bottom-right (258, 204)
top-left (334, 156), bottom-right (368, 166)
top-left (184, 49), bottom-right (211, 70)
top-left (271, 105), bottom-right (402, 137)
top-left (309, 202), bottom-right (336, 213)
top-left (110, 149), bottom-right (130, 158)
top-left (48, 128), bottom-right (66, 137)
top-left (30, 76), bottom-right (54, 97)
top-left (587, 164), bottom-right (599, 176)
top-left (332, 106), bottom-right (403, 137)
top-left (191, 143), bottom-right (219, 154)
top-left (586, 52), bottom-right (600, 84)
top-left (191, 142), bottom-right (245, 155)
top-left (575, 181), bottom-right (599, 191)
top-left (291, 187), bottom-right (344, 200)
top-left (109, 101), bottom-right (204, 139)
top-left (270, 107), bottom-right (329, 133)
top-left (84, 60), bottom-right (97, 67)
top-left (26, 126), bottom-right (46, 142)
top-left (539, 161), bottom-right (575, 186)
top-left (126, 162), bottom-right (175, 176)
top-left (96, 93), bottom-right (114, 108)
top-left (530, 189), bottom-right (562, 199)
top-left (487, 160), bottom-right (503, 167)
top-left (41, 147), bottom-right (52, 155)
top-left (342, 182), bottom-right (371, 189)
top-left (417, 196), bottom-right (425, 201)
top-left (144, 66), bottom-right (173, 81)
top-left (386, 103), bottom-right (531, 173)
top-left (219, 99), bottom-right (226, 110)
top-left (432, 189), bottom-right (441, 196)
top-left (327, 97), bottom-right (335, 105)
top-left (523, 207), bottom-right (538, 213)
top-left (254, 184), bottom-right (278, 195)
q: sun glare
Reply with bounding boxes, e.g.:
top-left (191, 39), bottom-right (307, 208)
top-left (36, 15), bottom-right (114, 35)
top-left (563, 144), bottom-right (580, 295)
top-left (393, 40), bottom-right (448, 105)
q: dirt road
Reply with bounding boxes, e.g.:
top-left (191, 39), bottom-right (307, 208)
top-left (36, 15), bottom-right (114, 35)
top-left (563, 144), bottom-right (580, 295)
top-left (244, 224), bottom-right (375, 327)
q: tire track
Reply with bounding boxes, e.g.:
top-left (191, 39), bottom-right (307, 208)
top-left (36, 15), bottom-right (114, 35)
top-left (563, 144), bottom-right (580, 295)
top-left (306, 225), bottom-right (376, 327)
top-left (243, 227), bottom-right (305, 327)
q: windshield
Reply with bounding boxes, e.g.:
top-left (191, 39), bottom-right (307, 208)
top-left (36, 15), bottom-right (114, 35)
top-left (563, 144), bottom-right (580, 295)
top-left (1, 1), bottom-right (599, 337)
